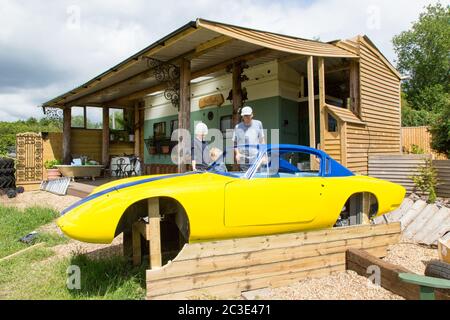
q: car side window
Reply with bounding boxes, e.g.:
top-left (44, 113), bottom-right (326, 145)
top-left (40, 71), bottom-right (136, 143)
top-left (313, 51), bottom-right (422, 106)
top-left (252, 150), bottom-right (321, 178)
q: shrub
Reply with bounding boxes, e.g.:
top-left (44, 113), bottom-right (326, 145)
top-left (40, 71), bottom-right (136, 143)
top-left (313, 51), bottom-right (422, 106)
top-left (411, 159), bottom-right (438, 203)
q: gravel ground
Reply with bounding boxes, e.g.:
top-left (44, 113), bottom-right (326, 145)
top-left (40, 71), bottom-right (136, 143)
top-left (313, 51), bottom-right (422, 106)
top-left (262, 270), bottom-right (403, 300)
top-left (252, 241), bottom-right (439, 300)
top-left (383, 242), bottom-right (438, 274)
top-left (0, 190), bottom-right (80, 212)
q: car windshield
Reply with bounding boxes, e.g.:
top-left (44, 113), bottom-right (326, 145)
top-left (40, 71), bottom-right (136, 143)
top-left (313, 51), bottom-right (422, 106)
top-left (206, 145), bottom-right (265, 178)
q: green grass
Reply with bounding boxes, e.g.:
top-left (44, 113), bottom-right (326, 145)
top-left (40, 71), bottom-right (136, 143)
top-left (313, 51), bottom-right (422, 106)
top-left (0, 205), bottom-right (146, 300)
top-left (0, 250), bottom-right (146, 300)
top-left (0, 206), bottom-right (61, 258)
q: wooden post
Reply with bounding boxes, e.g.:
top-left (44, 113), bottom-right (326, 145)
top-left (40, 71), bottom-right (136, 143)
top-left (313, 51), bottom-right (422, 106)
top-left (349, 60), bottom-right (360, 114)
top-left (307, 56), bottom-right (317, 169)
top-left (148, 198), bottom-right (162, 269)
top-left (318, 58), bottom-right (326, 151)
top-left (132, 223), bottom-right (142, 266)
top-left (134, 102), bottom-right (140, 157)
top-left (300, 75), bottom-right (305, 98)
top-left (340, 122), bottom-right (348, 166)
top-left (62, 107), bottom-right (72, 165)
top-left (178, 58), bottom-right (191, 173)
top-left (232, 61), bottom-right (244, 127)
top-left (362, 192), bottom-right (371, 224)
top-left (102, 107), bottom-right (110, 167)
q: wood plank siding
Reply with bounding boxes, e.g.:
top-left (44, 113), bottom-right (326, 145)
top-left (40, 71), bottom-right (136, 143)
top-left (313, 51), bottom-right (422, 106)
top-left (346, 38), bottom-right (401, 175)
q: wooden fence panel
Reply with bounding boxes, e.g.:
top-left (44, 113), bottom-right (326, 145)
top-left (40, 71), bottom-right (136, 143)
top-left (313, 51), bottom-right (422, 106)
top-left (434, 160), bottom-right (450, 198)
top-left (402, 126), bottom-right (447, 160)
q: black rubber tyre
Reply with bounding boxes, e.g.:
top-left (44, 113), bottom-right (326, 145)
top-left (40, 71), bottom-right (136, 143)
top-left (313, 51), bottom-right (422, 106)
top-left (16, 186), bottom-right (25, 194)
top-left (425, 260), bottom-right (450, 280)
top-left (0, 168), bottom-right (15, 176)
top-left (0, 176), bottom-right (15, 188)
top-left (0, 158), bottom-right (14, 169)
top-left (6, 189), bottom-right (16, 199)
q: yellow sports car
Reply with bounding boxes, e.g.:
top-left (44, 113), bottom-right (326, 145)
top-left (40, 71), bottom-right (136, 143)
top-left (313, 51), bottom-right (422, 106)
top-left (57, 145), bottom-right (405, 249)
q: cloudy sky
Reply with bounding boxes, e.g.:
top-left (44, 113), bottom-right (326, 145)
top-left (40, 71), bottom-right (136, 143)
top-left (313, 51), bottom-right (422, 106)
top-left (0, 0), bottom-right (447, 121)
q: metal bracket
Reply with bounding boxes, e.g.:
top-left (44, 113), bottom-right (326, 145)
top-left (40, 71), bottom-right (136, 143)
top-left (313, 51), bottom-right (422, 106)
top-left (144, 58), bottom-right (180, 109)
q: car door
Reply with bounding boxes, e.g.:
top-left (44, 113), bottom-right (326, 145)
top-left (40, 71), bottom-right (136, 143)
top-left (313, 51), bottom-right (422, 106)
top-left (224, 176), bottom-right (326, 227)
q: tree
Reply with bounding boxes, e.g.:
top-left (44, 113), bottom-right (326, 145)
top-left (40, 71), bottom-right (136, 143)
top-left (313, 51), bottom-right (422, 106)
top-left (393, 3), bottom-right (450, 155)
top-left (393, 3), bottom-right (449, 112)
top-left (429, 101), bottom-right (450, 157)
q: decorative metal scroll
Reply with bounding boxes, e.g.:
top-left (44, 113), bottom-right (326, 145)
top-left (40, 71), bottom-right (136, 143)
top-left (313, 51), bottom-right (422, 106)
top-left (42, 107), bottom-right (63, 121)
top-left (145, 58), bottom-right (180, 109)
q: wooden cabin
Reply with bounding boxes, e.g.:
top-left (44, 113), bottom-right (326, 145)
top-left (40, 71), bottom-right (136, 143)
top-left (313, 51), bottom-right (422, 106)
top-left (42, 19), bottom-right (402, 175)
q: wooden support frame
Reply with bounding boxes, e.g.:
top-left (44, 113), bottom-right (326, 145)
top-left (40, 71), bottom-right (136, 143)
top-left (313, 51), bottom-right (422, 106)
top-left (318, 57), bottom-right (326, 151)
top-left (232, 61), bottom-right (244, 127)
top-left (178, 58), bottom-right (191, 173)
top-left (134, 102), bottom-right (141, 157)
top-left (102, 107), bottom-right (110, 166)
top-left (307, 56), bottom-right (315, 150)
top-left (131, 198), bottom-right (162, 268)
top-left (62, 107), bottom-right (71, 165)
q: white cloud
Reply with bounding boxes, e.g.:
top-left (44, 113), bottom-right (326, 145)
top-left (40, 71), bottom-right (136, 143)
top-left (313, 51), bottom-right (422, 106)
top-left (0, 0), bottom-right (447, 121)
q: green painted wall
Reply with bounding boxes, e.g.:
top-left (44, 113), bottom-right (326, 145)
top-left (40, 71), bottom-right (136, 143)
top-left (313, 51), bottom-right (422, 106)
top-left (143, 96), bottom-right (302, 165)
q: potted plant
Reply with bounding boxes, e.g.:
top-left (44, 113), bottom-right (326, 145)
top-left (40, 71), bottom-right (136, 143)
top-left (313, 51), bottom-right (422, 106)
top-left (144, 138), bottom-right (157, 155)
top-left (44, 159), bottom-right (61, 181)
top-left (161, 138), bottom-right (171, 154)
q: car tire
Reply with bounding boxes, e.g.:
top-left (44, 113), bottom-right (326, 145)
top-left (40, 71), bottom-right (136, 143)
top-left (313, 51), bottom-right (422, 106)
top-left (425, 260), bottom-right (450, 280)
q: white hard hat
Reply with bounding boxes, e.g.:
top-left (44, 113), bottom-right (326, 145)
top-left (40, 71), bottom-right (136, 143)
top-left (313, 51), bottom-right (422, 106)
top-left (195, 122), bottom-right (208, 135)
top-left (241, 106), bottom-right (253, 116)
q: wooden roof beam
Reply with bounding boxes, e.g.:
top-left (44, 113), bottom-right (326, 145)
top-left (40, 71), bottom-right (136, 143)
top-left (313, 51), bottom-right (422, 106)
top-left (66, 36), bottom-right (235, 107)
top-left (106, 48), bottom-right (273, 104)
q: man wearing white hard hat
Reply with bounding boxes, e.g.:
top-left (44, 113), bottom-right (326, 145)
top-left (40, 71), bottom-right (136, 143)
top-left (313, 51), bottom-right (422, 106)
top-left (191, 122), bottom-right (211, 171)
top-left (232, 106), bottom-right (265, 171)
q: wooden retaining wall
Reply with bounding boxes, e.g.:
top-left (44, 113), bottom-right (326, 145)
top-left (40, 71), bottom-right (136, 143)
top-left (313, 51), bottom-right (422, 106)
top-left (146, 223), bottom-right (401, 300)
top-left (347, 249), bottom-right (450, 300)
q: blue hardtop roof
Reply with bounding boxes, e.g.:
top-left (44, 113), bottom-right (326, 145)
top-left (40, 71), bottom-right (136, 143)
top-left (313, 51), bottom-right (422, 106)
top-left (208, 144), bottom-right (354, 177)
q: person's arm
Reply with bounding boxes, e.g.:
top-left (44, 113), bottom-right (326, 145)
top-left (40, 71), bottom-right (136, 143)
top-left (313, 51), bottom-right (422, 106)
top-left (259, 121), bottom-right (266, 144)
top-left (191, 160), bottom-right (197, 171)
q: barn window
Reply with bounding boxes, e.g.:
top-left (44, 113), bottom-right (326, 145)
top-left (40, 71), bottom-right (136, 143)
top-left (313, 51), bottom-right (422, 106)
top-left (86, 107), bottom-right (103, 129)
top-left (71, 106), bottom-right (85, 128)
top-left (109, 108), bottom-right (125, 131)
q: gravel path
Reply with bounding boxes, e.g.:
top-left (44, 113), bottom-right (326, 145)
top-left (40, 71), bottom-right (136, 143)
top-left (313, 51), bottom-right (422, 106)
top-left (262, 270), bottom-right (403, 300)
top-left (250, 242), bottom-right (439, 300)
top-left (0, 190), bottom-right (80, 212)
top-left (383, 242), bottom-right (438, 274)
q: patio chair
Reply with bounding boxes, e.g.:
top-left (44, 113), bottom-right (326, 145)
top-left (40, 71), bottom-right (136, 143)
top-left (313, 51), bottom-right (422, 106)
top-left (124, 156), bottom-right (142, 177)
top-left (115, 157), bottom-right (129, 178)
